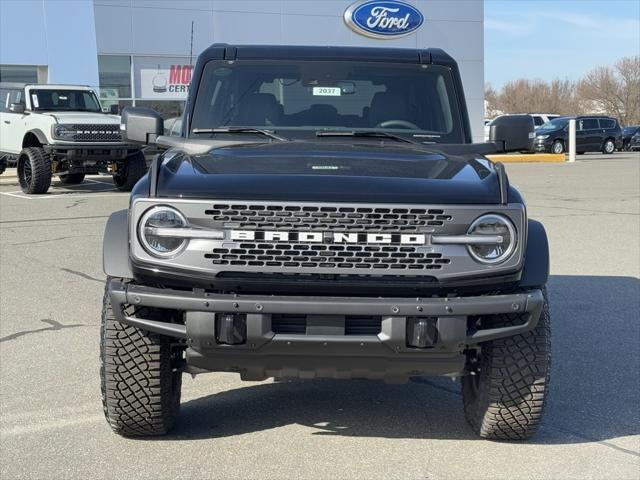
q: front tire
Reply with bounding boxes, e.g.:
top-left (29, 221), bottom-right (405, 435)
top-left (113, 150), bottom-right (146, 191)
top-left (462, 289), bottom-right (551, 440)
top-left (17, 147), bottom-right (51, 194)
top-left (602, 138), bottom-right (615, 154)
top-left (59, 173), bottom-right (85, 185)
top-left (100, 281), bottom-right (182, 436)
top-left (551, 140), bottom-right (564, 154)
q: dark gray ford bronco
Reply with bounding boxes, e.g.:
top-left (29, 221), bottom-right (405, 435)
top-left (101, 44), bottom-right (550, 440)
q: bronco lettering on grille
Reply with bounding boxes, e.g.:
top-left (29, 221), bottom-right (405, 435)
top-left (230, 230), bottom-right (426, 245)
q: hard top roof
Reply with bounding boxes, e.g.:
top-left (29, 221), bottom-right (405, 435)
top-left (198, 44), bottom-right (456, 66)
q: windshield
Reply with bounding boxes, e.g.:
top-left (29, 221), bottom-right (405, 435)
top-left (623, 126), bottom-right (638, 134)
top-left (29, 89), bottom-right (102, 112)
top-left (190, 60), bottom-right (464, 143)
top-left (538, 118), bottom-right (568, 130)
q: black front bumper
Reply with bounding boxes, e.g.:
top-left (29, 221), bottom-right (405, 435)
top-left (108, 279), bottom-right (544, 382)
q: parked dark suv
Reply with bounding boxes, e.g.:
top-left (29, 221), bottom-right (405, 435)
top-left (533, 115), bottom-right (622, 154)
top-left (622, 125), bottom-right (640, 151)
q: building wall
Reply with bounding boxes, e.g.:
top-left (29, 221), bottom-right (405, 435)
top-left (0, 0), bottom-right (99, 86)
top-left (0, 0), bottom-right (484, 141)
top-left (93, 0), bottom-right (484, 141)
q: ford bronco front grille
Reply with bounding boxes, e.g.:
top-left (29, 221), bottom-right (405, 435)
top-left (130, 199), bottom-right (526, 281)
top-left (204, 204), bottom-right (452, 232)
top-left (65, 124), bottom-right (122, 142)
top-left (204, 242), bottom-right (450, 271)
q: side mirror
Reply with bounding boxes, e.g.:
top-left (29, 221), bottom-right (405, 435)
top-left (109, 104), bottom-right (119, 115)
top-left (9, 103), bottom-right (25, 114)
top-left (489, 115), bottom-right (535, 153)
top-left (121, 107), bottom-right (163, 144)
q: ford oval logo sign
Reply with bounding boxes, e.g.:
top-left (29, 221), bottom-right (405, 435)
top-left (344, 1), bottom-right (424, 39)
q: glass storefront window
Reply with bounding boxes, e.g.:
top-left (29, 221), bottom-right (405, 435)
top-left (136, 100), bottom-right (185, 120)
top-left (0, 65), bottom-right (39, 83)
top-left (98, 55), bottom-right (132, 99)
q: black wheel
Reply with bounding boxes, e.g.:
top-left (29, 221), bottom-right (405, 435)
top-left (462, 289), bottom-right (551, 440)
top-left (113, 150), bottom-right (146, 191)
top-left (551, 140), bottom-right (564, 154)
top-left (100, 280), bottom-right (182, 436)
top-left (17, 147), bottom-right (51, 194)
top-left (602, 138), bottom-right (615, 154)
top-left (58, 173), bottom-right (86, 185)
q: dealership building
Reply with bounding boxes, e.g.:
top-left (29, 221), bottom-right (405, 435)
top-left (0, 0), bottom-right (484, 141)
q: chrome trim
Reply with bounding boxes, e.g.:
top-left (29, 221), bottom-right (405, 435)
top-left (431, 235), bottom-right (504, 245)
top-left (466, 214), bottom-right (516, 265)
top-left (144, 227), bottom-right (224, 239)
top-left (138, 206), bottom-right (188, 258)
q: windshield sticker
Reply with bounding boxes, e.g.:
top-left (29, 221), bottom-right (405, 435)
top-left (312, 87), bottom-right (341, 97)
top-left (31, 94), bottom-right (39, 108)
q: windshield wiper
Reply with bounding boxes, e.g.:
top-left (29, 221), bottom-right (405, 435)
top-left (315, 130), bottom-right (419, 144)
top-left (192, 127), bottom-right (287, 141)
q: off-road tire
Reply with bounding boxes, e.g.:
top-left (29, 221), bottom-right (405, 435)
top-left (100, 280), bottom-right (182, 436)
top-left (113, 150), bottom-right (146, 191)
top-left (462, 289), bottom-right (551, 440)
top-left (17, 147), bottom-right (52, 194)
top-left (551, 140), bottom-right (564, 154)
top-left (58, 173), bottom-right (85, 185)
top-left (602, 138), bottom-right (615, 154)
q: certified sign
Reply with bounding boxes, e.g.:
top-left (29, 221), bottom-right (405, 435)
top-left (140, 65), bottom-right (194, 100)
top-left (344, 0), bottom-right (424, 39)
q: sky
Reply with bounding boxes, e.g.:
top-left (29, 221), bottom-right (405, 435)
top-left (485, 0), bottom-right (640, 88)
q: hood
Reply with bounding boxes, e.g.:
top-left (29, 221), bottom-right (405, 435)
top-left (42, 112), bottom-right (120, 124)
top-left (155, 140), bottom-right (503, 204)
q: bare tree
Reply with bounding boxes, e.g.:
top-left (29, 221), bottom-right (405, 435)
top-left (486, 78), bottom-right (580, 117)
top-left (579, 56), bottom-right (640, 125)
top-left (486, 56), bottom-right (639, 123)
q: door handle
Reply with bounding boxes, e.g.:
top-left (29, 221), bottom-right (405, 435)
top-left (3, 121), bottom-right (9, 124)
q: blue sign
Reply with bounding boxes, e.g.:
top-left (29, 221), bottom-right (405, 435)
top-left (344, 1), bottom-right (424, 39)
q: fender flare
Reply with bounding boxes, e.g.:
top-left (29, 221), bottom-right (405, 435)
top-left (103, 209), bottom-right (133, 279)
top-left (519, 219), bottom-right (549, 288)
top-left (23, 129), bottom-right (48, 147)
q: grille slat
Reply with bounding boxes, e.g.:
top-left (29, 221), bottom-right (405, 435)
top-left (205, 204), bottom-right (452, 232)
top-left (205, 242), bottom-right (450, 271)
top-left (271, 315), bottom-right (382, 336)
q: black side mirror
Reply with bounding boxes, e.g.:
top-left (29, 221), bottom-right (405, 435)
top-left (109, 104), bottom-right (119, 115)
top-left (121, 107), bottom-right (163, 144)
top-left (489, 115), bottom-right (535, 152)
top-left (9, 103), bottom-right (25, 114)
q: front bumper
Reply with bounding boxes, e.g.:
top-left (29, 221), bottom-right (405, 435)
top-left (108, 279), bottom-right (544, 381)
top-left (533, 140), bottom-right (551, 152)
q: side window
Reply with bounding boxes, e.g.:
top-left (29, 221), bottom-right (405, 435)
top-left (533, 116), bottom-right (544, 126)
top-left (599, 119), bottom-right (615, 129)
top-left (0, 89), bottom-right (9, 112)
top-left (582, 118), bottom-right (599, 130)
top-left (1, 89), bottom-right (23, 112)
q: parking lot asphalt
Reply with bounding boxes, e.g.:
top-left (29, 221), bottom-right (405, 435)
top-left (1, 152), bottom-right (639, 480)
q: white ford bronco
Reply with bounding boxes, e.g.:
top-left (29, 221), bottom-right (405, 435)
top-left (0, 83), bottom-right (144, 193)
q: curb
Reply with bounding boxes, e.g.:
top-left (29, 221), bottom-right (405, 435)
top-left (486, 154), bottom-right (565, 163)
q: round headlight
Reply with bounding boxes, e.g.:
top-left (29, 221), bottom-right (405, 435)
top-left (139, 206), bottom-right (188, 257)
top-left (466, 214), bottom-right (516, 264)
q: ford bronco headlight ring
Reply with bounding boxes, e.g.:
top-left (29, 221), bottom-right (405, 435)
top-left (138, 206), bottom-right (189, 258)
top-left (465, 214), bottom-right (516, 264)
top-left (52, 124), bottom-right (78, 139)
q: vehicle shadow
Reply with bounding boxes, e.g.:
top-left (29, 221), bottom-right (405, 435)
top-left (161, 274), bottom-right (639, 445)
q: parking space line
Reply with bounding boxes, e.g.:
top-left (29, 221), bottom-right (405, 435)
top-left (0, 191), bottom-right (127, 200)
top-left (0, 191), bottom-right (34, 200)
